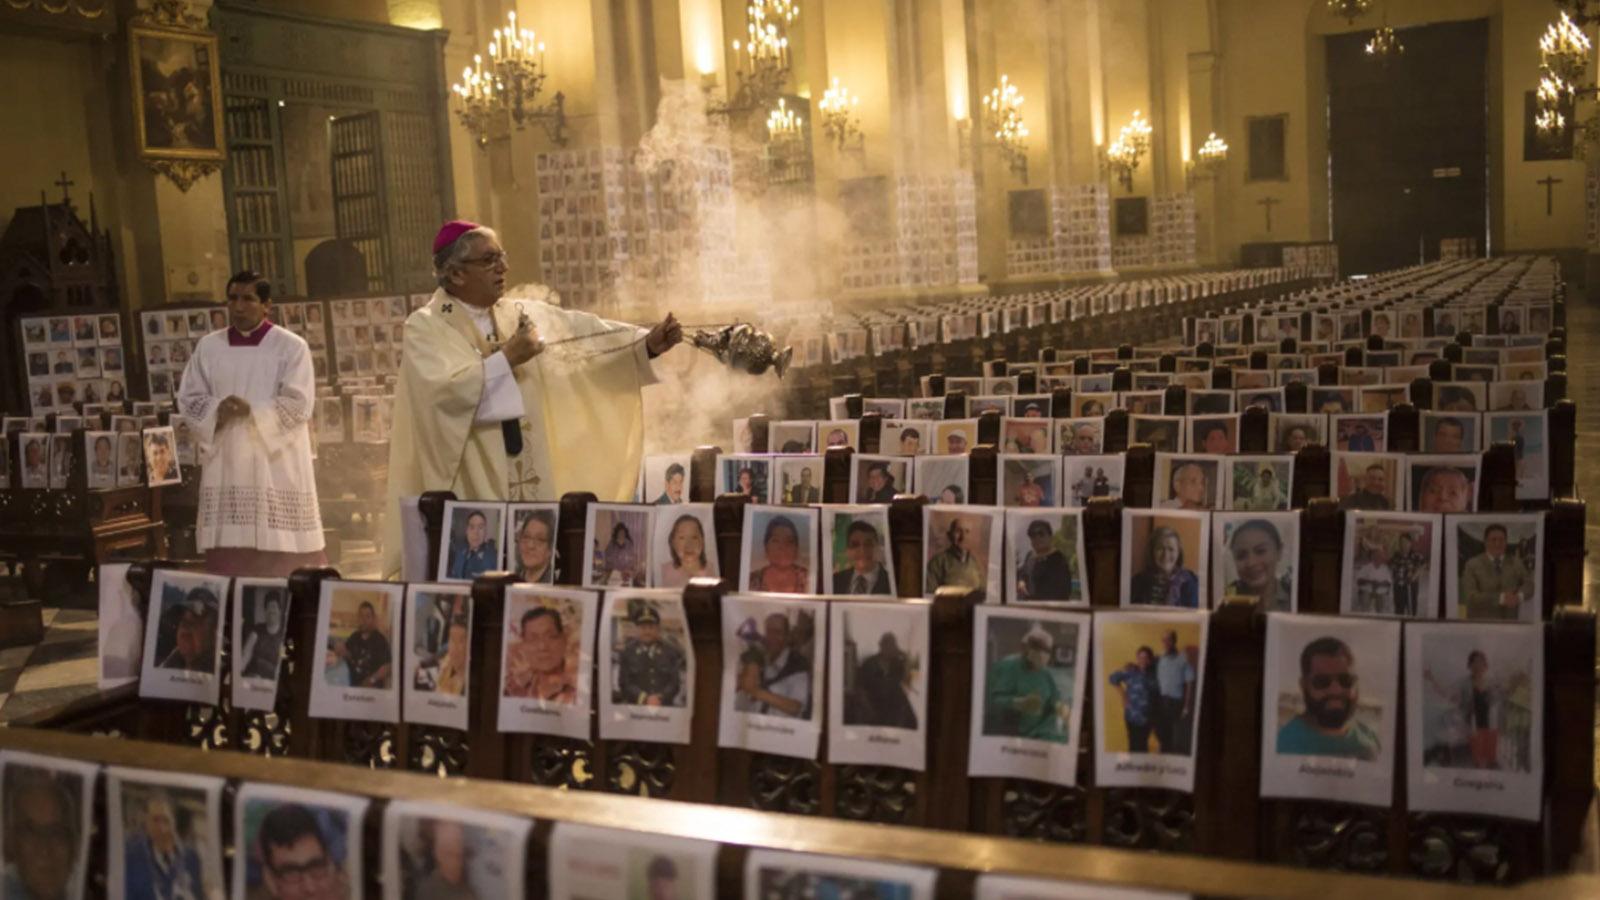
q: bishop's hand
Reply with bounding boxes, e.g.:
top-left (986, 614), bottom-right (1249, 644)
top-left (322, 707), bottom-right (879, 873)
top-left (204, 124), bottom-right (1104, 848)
top-left (503, 321), bottom-right (545, 367)
top-left (646, 312), bottom-right (684, 357)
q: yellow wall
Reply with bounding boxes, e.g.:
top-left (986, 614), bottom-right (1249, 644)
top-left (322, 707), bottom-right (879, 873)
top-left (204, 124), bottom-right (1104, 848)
top-left (0, 35), bottom-right (111, 243)
top-left (1209, 0), bottom-right (1586, 262)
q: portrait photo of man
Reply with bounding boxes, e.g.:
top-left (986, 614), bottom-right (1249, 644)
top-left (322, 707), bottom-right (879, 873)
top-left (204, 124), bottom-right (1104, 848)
top-left (982, 623), bottom-right (1071, 742)
top-left (1276, 636), bottom-right (1381, 761)
top-left (247, 801), bottom-right (351, 900)
top-left (120, 786), bottom-right (207, 900)
top-left (503, 603), bottom-right (576, 704)
top-left (830, 518), bottom-right (892, 596)
top-left (509, 508), bottom-right (556, 585)
top-left (327, 597), bottom-right (393, 690)
top-left (731, 609), bottom-right (813, 719)
top-left (155, 585), bottom-right (220, 673)
top-left (2, 764), bottom-right (86, 900)
top-left (613, 600), bottom-right (687, 708)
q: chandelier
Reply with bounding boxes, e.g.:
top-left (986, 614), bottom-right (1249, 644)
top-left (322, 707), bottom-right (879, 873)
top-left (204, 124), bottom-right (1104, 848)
top-left (1327, 0), bottom-right (1373, 25)
top-left (765, 97), bottom-right (804, 144)
top-left (817, 77), bottom-right (864, 157)
top-left (1542, 11), bottom-right (1592, 82)
top-left (1535, 10), bottom-right (1595, 144)
top-left (1104, 110), bottom-right (1152, 192)
top-left (1187, 132), bottom-right (1228, 184)
top-left (980, 75), bottom-right (1030, 181)
top-left (1555, 1), bottom-right (1600, 28)
top-left (1365, 26), bottom-right (1404, 63)
top-left (449, 11), bottom-right (567, 149)
top-left (708, 1), bottom-right (799, 119)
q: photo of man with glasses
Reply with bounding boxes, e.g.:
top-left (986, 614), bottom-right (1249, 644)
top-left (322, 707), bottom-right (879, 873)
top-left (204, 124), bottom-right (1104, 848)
top-left (1275, 636), bottom-right (1381, 761)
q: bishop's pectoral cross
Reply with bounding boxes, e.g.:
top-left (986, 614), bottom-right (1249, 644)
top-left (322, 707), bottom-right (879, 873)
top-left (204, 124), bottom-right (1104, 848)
top-left (1538, 175), bottom-right (1562, 216)
top-left (1258, 197), bottom-right (1281, 233)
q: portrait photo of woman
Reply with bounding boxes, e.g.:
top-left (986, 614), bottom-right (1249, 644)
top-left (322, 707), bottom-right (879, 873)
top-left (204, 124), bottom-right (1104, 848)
top-left (656, 508), bottom-right (718, 588)
top-left (1122, 510), bottom-right (1208, 609)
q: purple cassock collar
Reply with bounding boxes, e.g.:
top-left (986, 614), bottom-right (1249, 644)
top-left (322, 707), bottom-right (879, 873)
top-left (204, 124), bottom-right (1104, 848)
top-left (228, 320), bottom-right (274, 347)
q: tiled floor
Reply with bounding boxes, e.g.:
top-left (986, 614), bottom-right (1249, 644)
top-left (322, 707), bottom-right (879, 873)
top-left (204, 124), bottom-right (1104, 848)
top-left (0, 608), bottom-right (99, 725)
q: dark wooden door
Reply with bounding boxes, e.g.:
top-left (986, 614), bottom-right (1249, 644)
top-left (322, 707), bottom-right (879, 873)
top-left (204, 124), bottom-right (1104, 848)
top-left (1327, 19), bottom-right (1488, 275)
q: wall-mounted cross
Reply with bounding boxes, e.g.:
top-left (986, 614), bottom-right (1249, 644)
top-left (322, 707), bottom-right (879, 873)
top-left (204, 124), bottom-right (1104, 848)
top-left (1538, 175), bottom-right (1563, 216)
top-left (1258, 196), bottom-right (1281, 233)
top-left (54, 171), bottom-right (74, 205)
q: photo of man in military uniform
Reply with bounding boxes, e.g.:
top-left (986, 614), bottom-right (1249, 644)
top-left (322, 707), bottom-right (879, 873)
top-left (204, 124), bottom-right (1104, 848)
top-left (613, 600), bottom-right (688, 707)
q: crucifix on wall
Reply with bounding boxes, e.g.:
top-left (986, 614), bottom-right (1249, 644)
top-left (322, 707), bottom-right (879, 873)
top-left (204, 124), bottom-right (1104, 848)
top-left (54, 171), bottom-right (74, 204)
top-left (1258, 196), bottom-right (1281, 232)
top-left (1538, 175), bottom-right (1563, 216)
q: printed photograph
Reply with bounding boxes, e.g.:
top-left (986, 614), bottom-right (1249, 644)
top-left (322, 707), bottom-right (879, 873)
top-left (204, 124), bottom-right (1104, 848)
top-left (1, 757), bottom-right (93, 900)
top-left (728, 597), bottom-right (820, 721)
top-left (1342, 512), bottom-right (1439, 618)
top-left (1488, 381), bottom-right (1541, 412)
top-left (506, 504), bottom-right (558, 585)
top-left (1407, 457), bottom-right (1479, 513)
top-left (882, 419), bottom-right (932, 456)
top-left (1272, 414), bottom-right (1326, 453)
top-left (1190, 416), bottom-right (1238, 454)
top-left (837, 604), bottom-right (925, 731)
top-left (769, 420), bottom-right (817, 454)
top-left (1421, 412), bottom-right (1480, 454)
top-left (823, 507), bottom-right (896, 596)
top-left (772, 455), bottom-right (825, 505)
top-left (408, 587), bottom-right (472, 698)
top-left (18, 433), bottom-right (49, 489)
top-left (439, 502), bottom-right (505, 582)
top-left (747, 852), bottom-right (934, 900)
top-left (1213, 512), bottom-right (1299, 611)
top-left (609, 595), bottom-right (691, 708)
top-left (1064, 456), bottom-right (1125, 507)
top-left (819, 420), bottom-right (859, 450)
top-left (1075, 392), bottom-right (1115, 418)
top-left (1153, 454), bottom-right (1222, 511)
top-left (322, 584), bottom-right (396, 690)
top-left (147, 570), bottom-right (226, 676)
top-left (741, 505), bottom-right (819, 594)
top-left (718, 454), bottom-right (771, 501)
top-left (1001, 417), bottom-right (1052, 454)
top-left (853, 455), bottom-right (910, 503)
top-left (236, 580), bottom-right (289, 683)
top-left (979, 611), bottom-right (1082, 743)
top-left (1486, 411), bottom-right (1548, 501)
top-left (1434, 381), bottom-right (1485, 412)
top-left (1056, 417), bottom-right (1104, 456)
top-left (549, 824), bottom-right (718, 900)
top-left (117, 432), bottom-right (145, 486)
top-left (385, 803), bottom-right (529, 900)
top-left (1269, 618), bottom-right (1396, 763)
top-left (142, 426), bottom-right (182, 486)
top-left (502, 589), bottom-right (590, 708)
top-left (1333, 415), bottom-right (1386, 452)
top-left (653, 505), bottom-right (719, 588)
top-left (1417, 629), bottom-right (1536, 773)
top-left (1121, 509), bottom-right (1209, 609)
top-left (1333, 452), bottom-right (1404, 511)
top-left (1129, 415), bottom-right (1183, 452)
top-left (1007, 510), bottom-right (1087, 604)
top-left (235, 786), bottom-right (363, 900)
top-left (914, 455), bottom-right (969, 504)
top-left (109, 775), bottom-right (223, 900)
top-left (933, 419), bottom-right (978, 456)
top-left (586, 504), bottom-right (652, 588)
top-left (1226, 456), bottom-right (1292, 511)
top-left (640, 453), bottom-right (690, 504)
top-left (1096, 614), bottom-right (1205, 756)
top-left (1446, 514), bottom-right (1542, 622)
top-left (1001, 455), bottom-right (1059, 508)
top-left (923, 505), bottom-right (1001, 599)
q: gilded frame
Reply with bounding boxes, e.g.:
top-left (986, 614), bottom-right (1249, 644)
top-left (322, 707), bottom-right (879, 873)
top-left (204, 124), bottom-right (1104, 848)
top-left (128, 20), bottom-right (226, 164)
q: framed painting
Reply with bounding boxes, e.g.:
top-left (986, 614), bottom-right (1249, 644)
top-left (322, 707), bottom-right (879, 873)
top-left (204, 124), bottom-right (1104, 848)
top-left (129, 20), bottom-right (226, 165)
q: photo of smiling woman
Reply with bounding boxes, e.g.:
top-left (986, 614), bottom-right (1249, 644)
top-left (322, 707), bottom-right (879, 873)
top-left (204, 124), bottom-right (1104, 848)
top-left (1214, 513), bottom-right (1299, 612)
top-left (654, 505), bottom-right (718, 588)
top-left (1121, 509), bottom-right (1209, 609)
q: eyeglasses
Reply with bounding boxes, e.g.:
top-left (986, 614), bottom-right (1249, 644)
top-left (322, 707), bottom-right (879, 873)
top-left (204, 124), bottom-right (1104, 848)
top-left (461, 252), bottom-right (508, 268)
top-left (1309, 673), bottom-right (1356, 690)
top-left (268, 855), bottom-right (334, 887)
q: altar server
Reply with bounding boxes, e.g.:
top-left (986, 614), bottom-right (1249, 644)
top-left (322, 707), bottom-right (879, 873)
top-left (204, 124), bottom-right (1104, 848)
top-left (177, 271), bottom-right (326, 576)
top-left (383, 220), bottom-right (682, 579)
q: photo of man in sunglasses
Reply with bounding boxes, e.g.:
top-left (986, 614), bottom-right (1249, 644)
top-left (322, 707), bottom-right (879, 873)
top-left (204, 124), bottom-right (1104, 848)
top-left (1275, 635), bottom-right (1381, 761)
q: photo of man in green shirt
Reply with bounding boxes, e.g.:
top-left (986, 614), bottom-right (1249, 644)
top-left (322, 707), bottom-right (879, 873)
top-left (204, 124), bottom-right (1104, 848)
top-left (1276, 636), bottom-right (1382, 761)
top-left (982, 623), bottom-right (1073, 742)
top-left (926, 512), bottom-right (989, 596)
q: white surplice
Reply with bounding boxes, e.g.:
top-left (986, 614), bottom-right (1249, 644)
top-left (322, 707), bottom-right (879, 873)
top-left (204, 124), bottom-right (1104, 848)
top-left (176, 323), bottom-right (325, 553)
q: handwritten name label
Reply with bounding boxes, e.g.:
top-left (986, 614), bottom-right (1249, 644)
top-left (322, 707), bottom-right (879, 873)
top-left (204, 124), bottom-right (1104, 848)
top-left (749, 720), bottom-right (797, 736)
top-left (1452, 777), bottom-right (1504, 792)
top-left (342, 692), bottom-right (375, 703)
top-left (1114, 759), bottom-right (1188, 776)
top-left (1297, 763), bottom-right (1355, 779)
top-left (517, 704), bottom-right (560, 717)
top-left (627, 711), bottom-right (671, 723)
